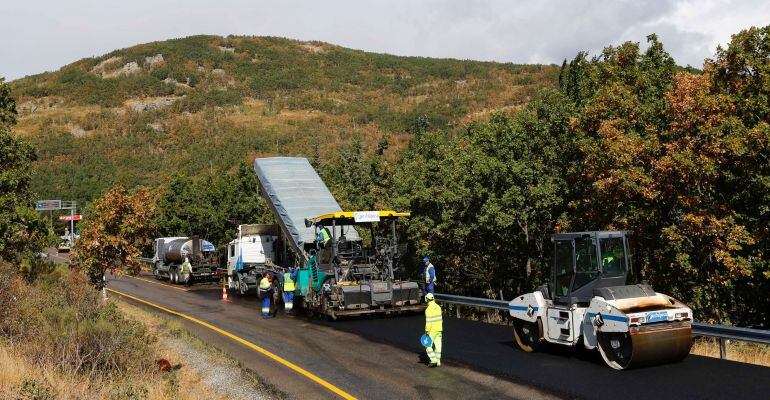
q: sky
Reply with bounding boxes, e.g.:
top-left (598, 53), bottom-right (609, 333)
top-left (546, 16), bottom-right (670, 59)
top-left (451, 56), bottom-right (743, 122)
top-left (2, 0), bottom-right (769, 81)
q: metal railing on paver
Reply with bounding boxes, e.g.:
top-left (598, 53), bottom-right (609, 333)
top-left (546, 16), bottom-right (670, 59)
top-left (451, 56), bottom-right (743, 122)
top-left (433, 292), bottom-right (770, 359)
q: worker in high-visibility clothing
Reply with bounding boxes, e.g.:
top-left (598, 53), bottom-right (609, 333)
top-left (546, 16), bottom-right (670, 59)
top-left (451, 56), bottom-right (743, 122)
top-left (316, 224), bottom-right (332, 248)
top-left (180, 257), bottom-right (192, 284)
top-left (423, 257), bottom-right (437, 294)
top-left (258, 273), bottom-right (273, 319)
top-left (424, 292), bottom-right (443, 367)
top-left (283, 267), bottom-right (297, 313)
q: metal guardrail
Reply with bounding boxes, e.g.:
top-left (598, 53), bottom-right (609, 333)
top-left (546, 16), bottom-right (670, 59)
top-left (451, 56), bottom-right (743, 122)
top-left (138, 257), bottom-right (154, 264)
top-left (434, 292), bottom-right (770, 359)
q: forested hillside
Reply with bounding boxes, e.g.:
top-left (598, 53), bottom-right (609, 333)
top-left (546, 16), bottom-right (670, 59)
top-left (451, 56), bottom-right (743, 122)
top-left (10, 35), bottom-right (557, 201)
top-left (5, 28), bottom-right (768, 328)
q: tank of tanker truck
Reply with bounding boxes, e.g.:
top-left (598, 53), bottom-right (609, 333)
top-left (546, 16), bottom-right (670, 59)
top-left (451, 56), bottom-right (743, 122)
top-left (152, 236), bottom-right (219, 285)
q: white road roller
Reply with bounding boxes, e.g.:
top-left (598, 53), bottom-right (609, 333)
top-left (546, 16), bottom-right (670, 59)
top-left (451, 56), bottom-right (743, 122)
top-left (509, 231), bottom-right (693, 370)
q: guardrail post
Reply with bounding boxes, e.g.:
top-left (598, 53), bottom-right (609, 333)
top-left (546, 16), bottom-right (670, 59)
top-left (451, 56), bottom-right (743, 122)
top-left (719, 337), bottom-right (726, 359)
top-left (456, 305), bottom-right (461, 318)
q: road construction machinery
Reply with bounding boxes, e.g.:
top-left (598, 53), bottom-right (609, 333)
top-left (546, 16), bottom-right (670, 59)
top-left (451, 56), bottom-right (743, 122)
top-left (151, 236), bottom-right (220, 284)
top-left (226, 224), bottom-right (284, 294)
top-left (508, 231), bottom-right (693, 370)
top-left (302, 211), bottom-right (423, 318)
top-left (253, 157), bottom-right (422, 318)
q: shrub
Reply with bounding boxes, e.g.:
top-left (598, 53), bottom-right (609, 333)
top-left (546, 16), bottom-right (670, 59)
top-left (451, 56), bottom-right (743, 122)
top-left (0, 262), bottom-right (156, 377)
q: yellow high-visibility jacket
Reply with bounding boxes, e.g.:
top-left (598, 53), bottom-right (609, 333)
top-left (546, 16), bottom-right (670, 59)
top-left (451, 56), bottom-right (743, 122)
top-left (283, 272), bottom-right (295, 291)
top-left (259, 277), bottom-right (271, 290)
top-left (425, 301), bottom-right (443, 333)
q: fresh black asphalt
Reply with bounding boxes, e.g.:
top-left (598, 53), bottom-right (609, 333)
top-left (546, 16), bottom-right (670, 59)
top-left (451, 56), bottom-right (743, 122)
top-left (325, 314), bottom-right (770, 400)
top-left (108, 272), bottom-right (770, 400)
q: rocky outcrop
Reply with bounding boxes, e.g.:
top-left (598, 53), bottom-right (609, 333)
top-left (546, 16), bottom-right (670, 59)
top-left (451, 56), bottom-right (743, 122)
top-left (125, 96), bottom-right (183, 112)
top-left (91, 56), bottom-right (122, 74)
top-left (144, 54), bottom-right (164, 67)
top-left (104, 61), bottom-right (141, 78)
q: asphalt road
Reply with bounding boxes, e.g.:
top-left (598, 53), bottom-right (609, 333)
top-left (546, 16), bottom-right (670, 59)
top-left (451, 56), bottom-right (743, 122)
top-left (108, 273), bottom-right (556, 400)
top-left (105, 272), bottom-right (770, 400)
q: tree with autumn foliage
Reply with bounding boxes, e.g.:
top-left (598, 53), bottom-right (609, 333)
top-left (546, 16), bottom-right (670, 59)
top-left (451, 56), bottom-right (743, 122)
top-left (390, 27), bottom-right (769, 327)
top-left (74, 186), bottom-right (156, 288)
top-left (561, 29), bottom-right (770, 326)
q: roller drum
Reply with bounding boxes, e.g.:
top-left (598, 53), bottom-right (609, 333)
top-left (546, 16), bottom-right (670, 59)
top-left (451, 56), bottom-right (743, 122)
top-left (598, 321), bottom-right (692, 370)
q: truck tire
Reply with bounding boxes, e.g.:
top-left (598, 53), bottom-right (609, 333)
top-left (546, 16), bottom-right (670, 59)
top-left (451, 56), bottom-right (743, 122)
top-left (171, 269), bottom-right (178, 284)
top-left (154, 263), bottom-right (162, 280)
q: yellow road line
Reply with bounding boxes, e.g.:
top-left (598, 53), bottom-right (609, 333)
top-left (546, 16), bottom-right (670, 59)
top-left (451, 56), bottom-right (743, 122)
top-left (107, 288), bottom-right (357, 400)
top-left (127, 275), bottom-right (190, 291)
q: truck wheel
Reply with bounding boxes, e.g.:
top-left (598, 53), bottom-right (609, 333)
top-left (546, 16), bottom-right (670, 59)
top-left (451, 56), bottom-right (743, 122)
top-left (513, 318), bottom-right (543, 352)
top-left (154, 264), bottom-right (162, 280)
top-left (171, 269), bottom-right (178, 284)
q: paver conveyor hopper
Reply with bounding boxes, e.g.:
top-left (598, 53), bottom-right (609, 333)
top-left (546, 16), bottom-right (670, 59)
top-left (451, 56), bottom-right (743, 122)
top-left (253, 157), bottom-right (422, 318)
top-left (508, 231), bottom-right (693, 369)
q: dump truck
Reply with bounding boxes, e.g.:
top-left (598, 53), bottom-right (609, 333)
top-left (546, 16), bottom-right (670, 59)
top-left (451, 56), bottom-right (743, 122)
top-left (253, 157), bottom-right (422, 319)
top-left (225, 224), bottom-right (284, 294)
top-left (508, 230), bottom-right (693, 370)
top-left (151, 236), bottom-right (220, 284)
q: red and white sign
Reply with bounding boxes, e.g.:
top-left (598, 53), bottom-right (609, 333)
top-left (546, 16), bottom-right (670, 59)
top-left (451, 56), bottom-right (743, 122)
top-left (58, 215), bottom-right (82, 221)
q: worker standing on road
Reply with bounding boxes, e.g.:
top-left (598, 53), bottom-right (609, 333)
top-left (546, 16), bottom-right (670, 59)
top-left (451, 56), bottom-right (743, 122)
top-left (283, 267), bottom-right (297, 314)
top-left (181, 257), bottom-right (192, 284)
top-left (316, 224), bottom-right (332, 248)
top-left (424, 293), bottom-right (443, 367)
top-left (423, 258), bottom-right (437, 294)
top-left (259, 273), bottom-right (273, 319)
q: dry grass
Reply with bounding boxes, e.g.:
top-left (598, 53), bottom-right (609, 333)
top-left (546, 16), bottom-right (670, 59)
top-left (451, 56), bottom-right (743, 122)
top-left (1, 297), bottom-right (275, 399)
top-left (691, 337), bottom-right (770, 367)
top-left (0, 341), bottom-right (168, 400)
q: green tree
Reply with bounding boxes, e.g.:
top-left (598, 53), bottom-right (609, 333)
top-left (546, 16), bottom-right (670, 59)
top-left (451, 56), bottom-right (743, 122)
top-left (0, 78), bottom-right (50, 263)
top-left (155, 162), bottom-right (271, 248)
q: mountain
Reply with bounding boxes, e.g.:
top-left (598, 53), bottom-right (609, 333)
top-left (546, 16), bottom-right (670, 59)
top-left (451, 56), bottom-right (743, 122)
top-left (9, 35), bottom-right (558, 201)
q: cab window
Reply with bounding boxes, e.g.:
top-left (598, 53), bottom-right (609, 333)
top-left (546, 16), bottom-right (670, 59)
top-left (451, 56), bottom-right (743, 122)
top-left (600, 237), bottom-right (627, 276)
top-left (553, 240), bottom-right (573, 297)
top-left (573, 236), bottom-right (599, 291)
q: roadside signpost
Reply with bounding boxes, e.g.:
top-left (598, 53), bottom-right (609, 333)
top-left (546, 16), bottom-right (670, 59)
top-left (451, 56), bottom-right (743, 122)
top-left (34, 199), bottom-right (78, 243)
top-left (35, 200), bottom-right (61, 211)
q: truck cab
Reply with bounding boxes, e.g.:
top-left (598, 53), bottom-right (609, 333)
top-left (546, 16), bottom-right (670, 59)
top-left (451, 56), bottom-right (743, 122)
top-left (226, 224), bottom-right (281, 294)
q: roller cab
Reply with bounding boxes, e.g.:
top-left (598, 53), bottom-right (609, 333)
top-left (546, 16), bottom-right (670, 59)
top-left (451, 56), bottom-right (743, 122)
top-left (509, 231), bottom-right (693, 370)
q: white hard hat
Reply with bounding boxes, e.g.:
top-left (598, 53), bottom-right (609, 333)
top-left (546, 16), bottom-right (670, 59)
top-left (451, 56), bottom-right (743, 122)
top-left (425, 293), bottom-right (434, 301)
top-left (184, 257), bottom-right (189, 262)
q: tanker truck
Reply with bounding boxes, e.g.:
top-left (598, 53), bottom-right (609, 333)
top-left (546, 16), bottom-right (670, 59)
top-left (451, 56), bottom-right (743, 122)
top-left (151, 236), bottom-right (220, 284)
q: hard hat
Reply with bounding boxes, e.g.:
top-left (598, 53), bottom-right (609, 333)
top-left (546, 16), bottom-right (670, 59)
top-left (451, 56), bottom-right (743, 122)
top-left (425, 293), bottom-right (434, 301)
top-left (422, 257), bottom-right (430, 263)
top-left (420, 334), bottom-right (433, 348)
top-left (184, 257), bottom-right (189, 262)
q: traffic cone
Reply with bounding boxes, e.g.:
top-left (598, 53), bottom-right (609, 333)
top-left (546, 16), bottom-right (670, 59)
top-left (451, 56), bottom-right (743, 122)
top-left (222, 282), bottom-right (231, 302)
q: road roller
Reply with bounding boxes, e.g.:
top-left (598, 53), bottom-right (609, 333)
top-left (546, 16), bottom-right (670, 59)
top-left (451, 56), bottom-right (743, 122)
top-left (508, 230), bottom-right (693, 370)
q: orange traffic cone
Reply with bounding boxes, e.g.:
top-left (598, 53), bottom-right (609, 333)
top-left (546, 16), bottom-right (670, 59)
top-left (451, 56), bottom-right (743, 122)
top-left (222, 282), bottom-right (231, 302)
